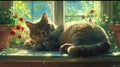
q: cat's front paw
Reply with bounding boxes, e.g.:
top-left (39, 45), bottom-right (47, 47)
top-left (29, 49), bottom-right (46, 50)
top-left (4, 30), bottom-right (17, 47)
top-left (24, 39), bottom-right (33, 49)
top-left (59, 43), bottom-right (73, 53)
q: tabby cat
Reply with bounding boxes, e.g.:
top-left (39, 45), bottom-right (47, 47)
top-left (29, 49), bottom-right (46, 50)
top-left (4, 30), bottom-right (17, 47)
top-left (24, 12), bottom-right (110, 57)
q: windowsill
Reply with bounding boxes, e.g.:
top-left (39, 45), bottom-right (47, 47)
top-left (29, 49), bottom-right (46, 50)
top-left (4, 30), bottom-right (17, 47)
top-left (0, 48), bottom-right (120, 62)
top-left (0, 49), bottom-right (68, 57)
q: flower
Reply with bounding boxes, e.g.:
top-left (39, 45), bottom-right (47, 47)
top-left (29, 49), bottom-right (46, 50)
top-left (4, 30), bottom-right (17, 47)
top-left (19, 17), bottom-right (24, 22)
top-left (9, 1), bottom-right (32, 45)
top-left (11, 29), bottom-right (16, 36)
top-left (16, 24), bottom-right (22, 30)
top-left (82, 9), bottom-right (97, 23)
top-left (82, 15), bottom-right (86, 19)
top-left (10, 12), bottom-right (26, 44)
top-left (89, 9), bottom-right (95, 14)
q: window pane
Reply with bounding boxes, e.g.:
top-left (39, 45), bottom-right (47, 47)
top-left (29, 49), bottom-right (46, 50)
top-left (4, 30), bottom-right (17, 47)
top-left (13, 1), bottom-right (54, 23)
top-left (32, 1), bottom-right (54, 22)
top-left (64, 1), bottom-right (96, 22)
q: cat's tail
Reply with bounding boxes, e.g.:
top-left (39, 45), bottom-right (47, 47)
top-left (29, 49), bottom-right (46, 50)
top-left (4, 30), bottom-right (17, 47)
top-left (67, 41), bottom-right (110, 57)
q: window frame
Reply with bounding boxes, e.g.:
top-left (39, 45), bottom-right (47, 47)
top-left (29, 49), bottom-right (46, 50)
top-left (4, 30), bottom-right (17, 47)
top-left (54, 1), bottom-right (64, 26)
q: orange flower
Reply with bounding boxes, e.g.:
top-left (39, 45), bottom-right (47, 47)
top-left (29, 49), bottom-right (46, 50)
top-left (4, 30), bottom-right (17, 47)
top-left (90, 9), bottom-right (95, 14)
top-left (10, 29), bottom-right (16, 36)
top-left (82, 15), bottom-right (86, 19)
top-left (16, 24), bottom-right (22, 30)
top-left (19, 17), bottom-right (24, 22)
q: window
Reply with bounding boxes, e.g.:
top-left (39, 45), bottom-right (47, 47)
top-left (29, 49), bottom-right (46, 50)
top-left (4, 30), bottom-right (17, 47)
top-left (13, 1), bottom-right (101, 25)
top-left (11, 1), bottom-right (102, 46)
top-left (64, 1), bottom-right (101, 23)
top-left (13, 1), bottom-right (54, 23)
top-left (65, 1), bottom-right (94, 22)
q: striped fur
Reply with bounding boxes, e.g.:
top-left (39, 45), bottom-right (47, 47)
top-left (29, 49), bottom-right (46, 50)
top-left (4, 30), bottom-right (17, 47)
top-left (24, 12), bottom-right (110, 57)
top-left (59, 22), bottom-right (110, 57)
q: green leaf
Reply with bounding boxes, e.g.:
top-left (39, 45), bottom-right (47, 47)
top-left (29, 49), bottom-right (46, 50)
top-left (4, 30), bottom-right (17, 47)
top-left (15, 38), bottom-right (20, 44)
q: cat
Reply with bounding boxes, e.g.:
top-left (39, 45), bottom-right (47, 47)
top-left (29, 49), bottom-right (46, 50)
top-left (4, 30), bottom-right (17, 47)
top-left (24, 12), bottom-right (110, 57)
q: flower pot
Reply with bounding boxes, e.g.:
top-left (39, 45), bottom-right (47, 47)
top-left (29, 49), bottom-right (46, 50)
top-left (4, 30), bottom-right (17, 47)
top-left (114, 32), bottom-right (120, 47)
top-left (0, 24), bottom-right (14, 50)
top-left (110, 24), bottom-right (120, 32)
top-left (110, 24), bottom-right (120, 47)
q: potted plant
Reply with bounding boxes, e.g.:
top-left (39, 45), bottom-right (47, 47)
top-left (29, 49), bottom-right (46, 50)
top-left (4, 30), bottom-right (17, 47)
top-left (0, 1), bottom-right (32, 50)
top-left (0, 9), bottom-right (15, 50)
top-left (0, 8), bottom-right (25, 50)
top-left (110, 24), bottom-right (120, 47)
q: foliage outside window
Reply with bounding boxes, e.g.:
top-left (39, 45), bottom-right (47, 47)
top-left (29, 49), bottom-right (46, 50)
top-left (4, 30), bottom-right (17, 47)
top-left (16, 1), bottom-right (54, 23)
top-left (65, 1), bottom-right (101, 24)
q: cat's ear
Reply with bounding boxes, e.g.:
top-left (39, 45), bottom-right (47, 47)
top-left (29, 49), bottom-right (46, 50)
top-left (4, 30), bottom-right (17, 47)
top-left (41, 12), bottom-right (48, 23)
top-left (26, 21), bottom-right (34, 29)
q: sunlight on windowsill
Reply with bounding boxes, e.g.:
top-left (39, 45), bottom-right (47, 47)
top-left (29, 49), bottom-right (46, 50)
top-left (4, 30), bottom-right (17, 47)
top-left (0, 48), bottom-right (68, 57)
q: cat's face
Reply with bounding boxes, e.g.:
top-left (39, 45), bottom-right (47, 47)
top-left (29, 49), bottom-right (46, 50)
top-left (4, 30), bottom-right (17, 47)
top-left (26, 12), bottom-right (54, 43)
